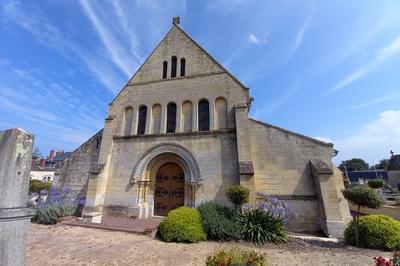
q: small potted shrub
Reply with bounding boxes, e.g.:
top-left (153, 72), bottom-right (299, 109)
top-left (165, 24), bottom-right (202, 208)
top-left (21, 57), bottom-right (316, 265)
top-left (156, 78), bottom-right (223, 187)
top-left (225, 185), bottom-right (249, 213)
top-left (368, 179), bottom-right (385, 189)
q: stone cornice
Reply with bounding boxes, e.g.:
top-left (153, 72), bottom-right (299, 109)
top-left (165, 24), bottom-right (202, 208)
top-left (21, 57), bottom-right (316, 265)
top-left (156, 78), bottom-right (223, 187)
top-left (113, 129), bottom-right (236, 140)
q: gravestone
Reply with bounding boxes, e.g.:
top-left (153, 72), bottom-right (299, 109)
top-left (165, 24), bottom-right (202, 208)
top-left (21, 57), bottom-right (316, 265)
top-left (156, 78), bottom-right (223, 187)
top-left (0, 128), bottom-right (35, 266)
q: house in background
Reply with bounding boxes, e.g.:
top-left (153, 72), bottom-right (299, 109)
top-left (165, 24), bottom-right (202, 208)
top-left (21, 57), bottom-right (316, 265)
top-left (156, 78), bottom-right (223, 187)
top-left (30, 148), bottom-right (71, 182)
top-left (346, 170), bottom-right (388, 186)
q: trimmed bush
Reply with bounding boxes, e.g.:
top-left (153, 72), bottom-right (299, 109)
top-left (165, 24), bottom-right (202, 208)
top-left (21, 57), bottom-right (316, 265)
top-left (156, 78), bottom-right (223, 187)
top-left (226, 185), bottom-right (249, 212)
top-left (237, 208), bottom-right (288, 245)
top-left (206, 248), bottom-right (266, 266)
top-left (158, 206), bottom-right (206, 243)
top-left (197, 202), bottom-right (240, 240)
top-left (368, 179), bottom-right (385, 189)
top-left (344, 214), bottom-right (400, 251)
top-left (29, 179), bottom-right (51, 193)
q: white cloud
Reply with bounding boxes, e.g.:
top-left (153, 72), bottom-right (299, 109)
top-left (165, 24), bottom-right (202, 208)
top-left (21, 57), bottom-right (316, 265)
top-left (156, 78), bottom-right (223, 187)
top-left (333, 109), bottom-right (400, 164)
top-left (350, 93), bottom-right (399, 110)
top-left (326, 35), bottom-right (400, 95)
top-left (248, 34), bottom-right (260, 44)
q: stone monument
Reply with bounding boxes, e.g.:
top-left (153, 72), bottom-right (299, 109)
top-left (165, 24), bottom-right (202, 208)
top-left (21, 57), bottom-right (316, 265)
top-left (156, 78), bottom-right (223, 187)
top-left (0, 128), bottom-right (35, 266)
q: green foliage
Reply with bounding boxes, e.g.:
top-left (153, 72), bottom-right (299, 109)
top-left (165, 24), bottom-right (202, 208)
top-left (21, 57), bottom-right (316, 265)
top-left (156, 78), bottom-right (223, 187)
top-left (206, 248), bottom-right (266, 266)
top-left (32, 204), bottom-right (61, 224)
top-left (367, 179), bottom-right (385, 189)
top-left (29, 179), bottom-right (51, 193)
top-left (226, 185), bottom-right (249, 210)
top-left (339, 158), bottom-right (369, 172)
top-left (197, 202), bottom-right (240, 240)
top-left (342, 187), bottom-right (384, 209)
top-left (393, 251), bottom-right (400, 266)
top-left (372, 159), bottom-right (389, 170)
top-left (158, 207), bottom-right (206, 243)
top-left (344, 215), bottom-right (400, 251)
top-left (236, 208), bottom-right (288, 245)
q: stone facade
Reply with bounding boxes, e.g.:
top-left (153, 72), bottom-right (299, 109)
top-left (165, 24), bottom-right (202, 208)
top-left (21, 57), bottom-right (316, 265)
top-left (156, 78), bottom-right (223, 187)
top-left (58, 18), bottom-right (350, 237)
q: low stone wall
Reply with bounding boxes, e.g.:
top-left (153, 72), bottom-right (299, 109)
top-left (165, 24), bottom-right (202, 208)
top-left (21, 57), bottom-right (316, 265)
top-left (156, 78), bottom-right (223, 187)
top-left (349, 203), bottom-right (400, 220)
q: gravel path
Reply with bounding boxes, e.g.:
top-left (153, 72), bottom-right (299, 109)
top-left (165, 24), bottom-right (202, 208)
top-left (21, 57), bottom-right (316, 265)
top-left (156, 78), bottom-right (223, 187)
top-left (27, 223), bottom-right (391, 266)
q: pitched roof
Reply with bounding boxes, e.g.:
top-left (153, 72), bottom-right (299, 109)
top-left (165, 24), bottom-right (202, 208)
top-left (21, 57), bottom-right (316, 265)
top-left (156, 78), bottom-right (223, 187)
top-left (110, 23), bottom-right (250, 105)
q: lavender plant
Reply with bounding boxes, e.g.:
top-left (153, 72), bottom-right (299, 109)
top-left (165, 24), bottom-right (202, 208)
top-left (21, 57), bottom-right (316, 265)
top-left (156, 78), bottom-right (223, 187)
top-left (30, 186), bottom-right (82, 224)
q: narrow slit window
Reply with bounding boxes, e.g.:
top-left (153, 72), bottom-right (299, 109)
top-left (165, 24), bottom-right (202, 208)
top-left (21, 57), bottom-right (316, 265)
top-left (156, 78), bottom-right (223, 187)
top-left (171, 56), bottom-right (177, 78)
top-left (162, 61), bottom-right (168, 79)
top-left (166, 102), bottom-right (177, 133)
top-left (180, 58), bottom-right (186, 77)
top-left (137, 105), bottom-right (147, 135)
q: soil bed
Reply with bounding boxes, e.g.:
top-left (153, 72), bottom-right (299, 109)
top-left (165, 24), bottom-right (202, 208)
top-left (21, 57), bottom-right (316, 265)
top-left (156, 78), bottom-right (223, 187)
top-left (27, 223), bottom-right (391, 266)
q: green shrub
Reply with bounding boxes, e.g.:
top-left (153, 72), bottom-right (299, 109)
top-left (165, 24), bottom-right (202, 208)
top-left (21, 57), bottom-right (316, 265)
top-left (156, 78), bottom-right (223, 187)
top-left (32, 204), bottom-right (60, 224)
top-left (237, 208), bottom-right (288, 245)
top-left (197, 202), bottom-right (240, 240)
top-left (226, 185), bottom-right (249, 212)
top-left (206, 248), bottom-right (266, 266)
top-left (368, 179), bottom-right (385, 189)
top-left (29, 179), bottom-right (51, 193)
top-left (344, 214), bottom-right (400, 251)
top-left (158, 206), bottom-right (206, 243)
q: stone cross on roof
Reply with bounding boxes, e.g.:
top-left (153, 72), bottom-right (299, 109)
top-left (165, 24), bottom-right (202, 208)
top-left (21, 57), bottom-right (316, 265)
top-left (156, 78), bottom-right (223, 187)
top-left (173, 16), bottom-right (180, 25)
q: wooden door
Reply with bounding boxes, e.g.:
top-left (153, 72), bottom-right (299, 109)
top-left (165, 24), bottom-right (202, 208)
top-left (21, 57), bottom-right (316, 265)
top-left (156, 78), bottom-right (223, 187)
top-left (154, 163), bottom-right (185, 216)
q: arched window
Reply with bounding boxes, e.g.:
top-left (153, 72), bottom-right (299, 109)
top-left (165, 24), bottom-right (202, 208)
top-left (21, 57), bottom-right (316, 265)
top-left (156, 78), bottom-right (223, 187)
top-left (123, 106), bottom-right (134, 135)
top-left (162, 61), bottom-right (168, 79)
top-left (151, 104), bottom-right (161, 134)
top-left (166, 102), bottom-right (177, 133)
top-left (180, 58), bottom-right (186, 77)
top-left (182, 101), bottom-right (192, 132)
top-left (171, 56), bottom-right (177, 78)
top-left (137, 105), bottom-right (147, 135)
top-left (198, 99), bottom-right (210, 131)
top-left (215, 97), bottom-right (228, 129)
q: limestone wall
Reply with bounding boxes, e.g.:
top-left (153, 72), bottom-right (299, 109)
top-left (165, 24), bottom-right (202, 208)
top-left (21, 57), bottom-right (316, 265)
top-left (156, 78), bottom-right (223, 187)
top-left (101, 131), bottom-right (239, 217)
top-left (56, 130), bottom-right (103, 204)
top-left (248, 119), bottom-right (335, 232)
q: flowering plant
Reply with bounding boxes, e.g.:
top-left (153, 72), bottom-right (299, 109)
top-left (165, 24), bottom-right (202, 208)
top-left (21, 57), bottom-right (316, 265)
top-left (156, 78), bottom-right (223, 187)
top-left (374, 256), bottom-right (392, 266)
top-left (254, 192), bottom-right (296, 224)
top-left (393, 251), bottom-right (400, 266)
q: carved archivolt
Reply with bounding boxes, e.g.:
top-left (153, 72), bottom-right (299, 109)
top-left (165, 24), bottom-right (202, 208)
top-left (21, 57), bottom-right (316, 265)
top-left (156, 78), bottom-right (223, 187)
top-left (130, 142), bottom-right (202, 184)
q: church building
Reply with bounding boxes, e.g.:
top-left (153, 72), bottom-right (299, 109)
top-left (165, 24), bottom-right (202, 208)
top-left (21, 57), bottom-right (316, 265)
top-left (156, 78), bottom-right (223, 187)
top-left (56, 17), bottom-right (351, 238)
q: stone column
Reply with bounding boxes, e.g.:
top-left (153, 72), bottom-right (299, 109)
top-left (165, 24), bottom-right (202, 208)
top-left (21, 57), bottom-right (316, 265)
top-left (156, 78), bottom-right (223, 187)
top-left (209, 99), bottom-right (216, 130)
top-left (234, 104), bottom-right (256, 203)
top-left (145, 106), bottom-right (151, 135)
top-left (0, 128), bottom-right (35, 266)
top-left (192, 101), bottom-right (198, 132)
top-left (160, 105), bottom-right (167, 134)
top-left (175, 102), bottom-right (182, 133)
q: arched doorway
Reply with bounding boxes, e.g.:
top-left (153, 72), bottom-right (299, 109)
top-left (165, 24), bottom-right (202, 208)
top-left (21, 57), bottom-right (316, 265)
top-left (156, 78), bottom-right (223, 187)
top-left (154, 163), bottom-right (185, 216)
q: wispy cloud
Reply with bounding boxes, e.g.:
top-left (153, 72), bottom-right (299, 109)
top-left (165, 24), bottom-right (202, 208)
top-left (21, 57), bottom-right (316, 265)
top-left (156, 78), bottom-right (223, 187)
top-left (0, 0), bottom-right (123, 94)
top-left (248, 34), bottom-right (260, 44)
top-left (326, 35), bottom-right (400, 95)
top-left (252, 84), bottom-right (300, 119)
top-left (350, 92), bottom-right (399, 110)
top-left (333, 109), bottom-right (400, 164)
top-left (78, 0), bottom-right (139, 77)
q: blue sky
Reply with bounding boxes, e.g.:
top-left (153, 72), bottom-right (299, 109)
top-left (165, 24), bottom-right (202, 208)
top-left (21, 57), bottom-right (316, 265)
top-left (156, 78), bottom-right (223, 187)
top-left (1, 0), bottom-right (400, 166)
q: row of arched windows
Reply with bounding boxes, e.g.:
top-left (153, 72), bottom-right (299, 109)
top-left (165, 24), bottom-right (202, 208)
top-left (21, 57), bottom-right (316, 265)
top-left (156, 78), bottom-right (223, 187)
top-left (122, 98), bottom-right (228, 136)
top-left (162, 56), bottom-right (185, 79)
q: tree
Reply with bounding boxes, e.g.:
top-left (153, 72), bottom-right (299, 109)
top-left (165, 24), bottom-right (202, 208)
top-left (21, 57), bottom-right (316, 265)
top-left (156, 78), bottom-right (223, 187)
top-left (339, 158), bottom-right (369, 172)
top-left (371, 159), bottom-right (389, 170)
top-left (342, 187), bottom-right (384, 247)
